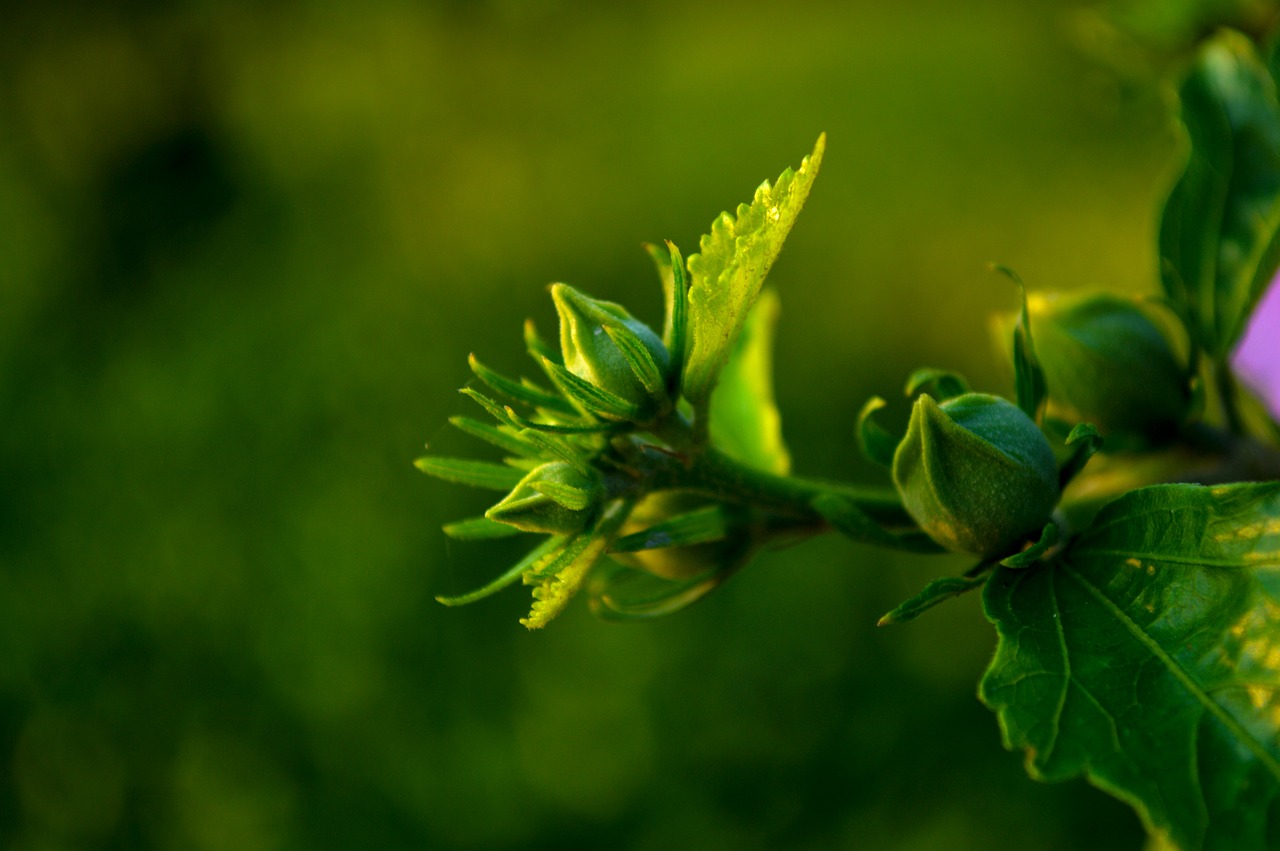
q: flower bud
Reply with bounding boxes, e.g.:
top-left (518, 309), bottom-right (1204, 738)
top-left (892, 393), bottom-right (1059, 557)
top-left (551, 284), bottom-right (670, 415)
top-left (1009, 292), bottom-right (1191, 439)
top-left (486, 462), bottom-right (603, 535)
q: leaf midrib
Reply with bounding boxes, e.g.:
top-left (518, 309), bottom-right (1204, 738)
top-left (1061, 563), bottom-right (1280, 784)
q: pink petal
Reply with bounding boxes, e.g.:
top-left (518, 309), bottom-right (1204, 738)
top-left (1232, 274), bottom-right (1280, 422)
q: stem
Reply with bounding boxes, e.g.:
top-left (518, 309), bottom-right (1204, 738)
top-left (1216, 360), bottom-right (1247, 437)
top-left (629, 441), bottom-right (908, 527)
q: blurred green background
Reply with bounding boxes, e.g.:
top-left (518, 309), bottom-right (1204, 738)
top-left (0, 1), bottom-right (1263, 849)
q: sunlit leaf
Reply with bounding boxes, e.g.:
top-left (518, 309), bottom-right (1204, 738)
top-left (683, 134), bottom-right (825, 407)
top-left (708, 287), bottom-right (790, 475)
top-left (981, 482), bottom-right (1280, 850)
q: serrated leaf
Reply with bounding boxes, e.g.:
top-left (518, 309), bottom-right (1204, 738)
top-left (980, 482), bottom-right (1280, 851)
top-left (708, 287), bottom-right (791, 475)
top-left (878, 574), bottom-right (988, 626)
top-left (683, 134), bottom-right (825, 406)
top-left (442, 516), bottom-right (524, 541)
top-left (413, 456), bottom-right (525, 491)
top-left (1160, 31), bottom-right (1280, 359)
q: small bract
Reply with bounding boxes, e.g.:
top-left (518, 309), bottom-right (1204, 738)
top-left (892, 393), bottom-right (1059, 557)
top-left (486, 461), bottom-right (603, 535)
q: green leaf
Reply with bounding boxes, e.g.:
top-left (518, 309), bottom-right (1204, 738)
top-left (468, 354), bottom-right (576, 415)
top-left (436, 535), bottom-right (564, 607)
top-left (1160, 31), bottom-right (1280, 359)
top-left (683, 134), bottom-right (825, 407)
top-left (413, 456), bottom-right (525, 491)
top-left (878, 574), bottom-right (988, 626)
top-left (856, 396), bottom-right (897, 468)
top-left (588, 559), bottom-right (742, 621)
top-left (529, 479), bottom-right (594, 511)
top-left (708, 287), bottom-right (791, 475)
top-left (459, 387), bottom-right (521, 428)
top-left (904, 368), bottom-right (970, 402)
top-left (811, 493), bottom-right (945, 554)
top-left (993, 264), bottom-right (1047, 421)
top-left (449, 416), bottom-right (539, 457)
top-left (442, 516), bottom-right (524, 541)
top-left (610, 505), bottom-right (729, 553)
top-left (980, 482), bottom-right (1280, 850)
top-left (1058, 422), bottom-right (1103, 489)
top-left (645, 240), bottom-right (688, 394)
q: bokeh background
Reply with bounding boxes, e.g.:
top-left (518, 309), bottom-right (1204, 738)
top-left (3, 1), bottom-right (1275, 849)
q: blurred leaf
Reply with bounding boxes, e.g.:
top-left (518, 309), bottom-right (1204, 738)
top-left (1159, 31), bottom-right (1280, 359)
top-left (708, 287), bottom-right (790, 475)
top-left (683, 134), bottom-right (825, 407)
top-left (980, 482), bottom-right (1280, 850)
top-left (856, 396), bottom-right (897, 468)
top-left (442, 516), bottom-right (524, 541)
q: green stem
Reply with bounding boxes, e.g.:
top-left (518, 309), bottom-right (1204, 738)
top-left (628, 440), bottom-right (908, 527)
top-left (1216, 360), bottom-right (1246, 437)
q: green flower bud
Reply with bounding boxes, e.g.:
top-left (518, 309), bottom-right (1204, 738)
top-left (1013, 292), bottom-right (1191, 439)
top-left (486, 462), bottom-right (603, 535)
top-left (551, 284), bottom-right (670, 416)
top-left (892, 393), bottom-right (1059, 557)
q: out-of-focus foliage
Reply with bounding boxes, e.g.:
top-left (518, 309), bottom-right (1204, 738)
top-left (0, 0), bottom-right (1194, 848)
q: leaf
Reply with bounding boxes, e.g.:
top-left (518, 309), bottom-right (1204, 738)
top-left (904, 368), bottom-right (970, 402)
top-left (1160, 31), bottom-right (1280, 359)
top-left (588, 559), bottom-right (742, 621)
top-left (856, 396), bottom-right (897, 468)
top-left (708, 287), bottom-right (791, 475)
top-left (468, 354), bottom-right (576, 415)
top-left (1058, 422), bottom-right (1103, 489)
top-left (992, 264), bottom-right (1047, 421)
top-left (413, 456), bottom-right (525, 491)
top-left (645, 239), bottom-right (688, 393)
top-left (811, 493), bottom-right (945, 554)
top-left (442, 516), bottom-right (524, 541)
top-left (682, 134), bottom-right (825, 406)
top-left (449, 416), bottom-right (539, 457)
top-left (435, 536), bottom-right (564, 607)
top-left (878, 574), bottom-right (988, 626)
top-left (980, 482), bottom-right (1280, 851)
top-left (610, 505), bottom-right (729, 553)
